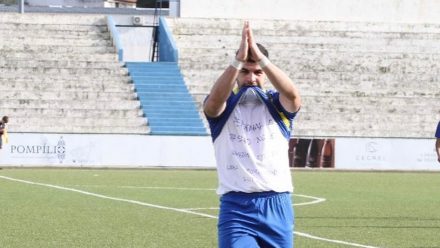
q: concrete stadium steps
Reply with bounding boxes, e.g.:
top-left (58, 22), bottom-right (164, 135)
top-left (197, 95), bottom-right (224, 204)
top-left (293, 126), bottom-right (433, 138)
top-left (174, 31), bottom-right (440, 43)
top-left (0, 90), bottom-right (136, 101)
top-left (127, 62), bottom-right (208, 136)
top-left (167, 17), bottom-right (440, 35)
top-left (0, 99), bottom-right (140, 109)
top-left (0, 13), bottom-right (106, 25)
top-left (0, 67), bottom-right (127, 75)
top-left (0, 52), bottom-right (119, 62)
top-left (178, 51), bottom-right (440, 72)
top-left (298, 108), bottom-right (439, 118)
top-left (0, 28), bottom-right (109, 39)
top-left (167, 17), bottom-right (440, 138)
top-left (184, 69), bottom-right (440, 87)
top-left (0, 38), bottom-right (112, 47)
top-left (298, 103), bottom-right (439, 116)
top-left (0, 73), bottom-right (131, 82)
top-left (186, 84), bottom-right (212, 95)
top-left (295, 118), bottom-right (437, 128)
top-left (0, 49), bottom-right (119, 62)
top-left (12, 116), bottom-right (146, 126)
top-left (295, 82), bottom-right (439, 98)
top-left (11, 125), bottom-right (150, 134)
top-left (294, 112), bottom-right (438, 137)
top-left (0, 21), bottom-right (107, 30)
top-left (0, 13), bottom-right (148, 134)
top-left (0, 44), bottom-right (115, 54)
top-left (1, 81), bottom-right (133, 92)
top-left (3, 107), bottom-right (144, 118)
top-left (0, 60), bottom-right (123, 69)
top-left (296, 99), bottom-right (438, 138)
top-left (175, 37), bottom-right (440, 54)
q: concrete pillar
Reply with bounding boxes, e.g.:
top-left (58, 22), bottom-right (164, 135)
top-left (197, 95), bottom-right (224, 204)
top-left (18, 0), bottom-right (24, 13)
top-left (169, 0), bottom-right (180, 17)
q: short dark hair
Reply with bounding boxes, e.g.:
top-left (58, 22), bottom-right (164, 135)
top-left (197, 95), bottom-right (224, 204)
top-left (255, 43), bottom-right (269, 58)
top-left (236, 43), bottom-right (269, 63)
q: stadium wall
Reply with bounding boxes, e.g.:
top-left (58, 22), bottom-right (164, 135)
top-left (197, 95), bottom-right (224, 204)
top-left (335, 138), bottom-right (439, 171)
top-left (0, 134), bottom-right (216, 168)
top-left (0, 134), bottom-right (437, 170)
top-left (179, 0), bottom-right (440, 24)
top-left (110, 15), bottom-right (155, 62)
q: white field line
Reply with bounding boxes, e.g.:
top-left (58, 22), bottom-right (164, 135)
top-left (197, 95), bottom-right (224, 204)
top-left (184, 207), bottom-right (220, 210)
top-left (184, 194), bottom-right (326, 211)
top-left (0, 175), bottom-right (215, 219)
top-left (0, 175), bottom-right (380, 248)
top-left (295, 231), bottom-right (380, 248)
top-left (69, 185), bottom-right (326, 207)
top-left (294, 194), bottom-right (326, 206)
top-left (69, 185), bottom-right (217, 191)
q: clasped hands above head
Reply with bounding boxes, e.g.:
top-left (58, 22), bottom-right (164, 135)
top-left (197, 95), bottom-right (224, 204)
top-left (236, 21), bottom-right (266, 63)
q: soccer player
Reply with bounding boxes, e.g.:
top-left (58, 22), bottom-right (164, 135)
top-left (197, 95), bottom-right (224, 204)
top-left (204, 21), bottom-right (301, 247)
top-left (0, 116), bottom-right (9, 149)
top-left (436, 121), bottom-right (440, 163)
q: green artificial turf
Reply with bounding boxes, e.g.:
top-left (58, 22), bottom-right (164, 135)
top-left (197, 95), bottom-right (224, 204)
top-left (1, 169), bottom-right (439, 248)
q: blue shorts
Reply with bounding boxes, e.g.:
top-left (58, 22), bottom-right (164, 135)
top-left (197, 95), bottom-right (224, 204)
top-left (218, 191), bottom-right (294, 248)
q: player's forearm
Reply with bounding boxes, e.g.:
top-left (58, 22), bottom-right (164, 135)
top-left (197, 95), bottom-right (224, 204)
top-left (204, 66), bottom-right (239, 117)
top-left (263, 62), bottom-right (301, 112)
top-left (436, 139), bottom-right (440, 161)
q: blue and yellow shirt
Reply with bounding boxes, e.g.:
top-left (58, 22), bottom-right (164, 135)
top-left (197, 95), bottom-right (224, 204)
top-left (206, 86), bottom-right (298, 195)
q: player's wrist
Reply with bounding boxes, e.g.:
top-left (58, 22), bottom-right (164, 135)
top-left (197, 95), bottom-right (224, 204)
top-left (231, 58), bottom-right (244, 70)
top-left (258, 56), bottom-right (271, 68)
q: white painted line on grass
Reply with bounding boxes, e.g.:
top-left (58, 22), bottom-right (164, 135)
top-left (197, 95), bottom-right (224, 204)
top-left (294, 194), bottom-right (326, 206)
top-left (185, 194), bottom-right (327, 210)
top-left (0, 175), bottom-right (380, 248)
top-left (69, 185), bottom-right (217, 191)
top-left (184, 207), bottom-right (219, 210)
top-left (0, 175), bottom-right (215, 219)
top-left (295, 231), bottom-right (380, 248)
top-left (70, 185), bottom-right (326, 207)
top-left (120, 186), bottom-right (216, 191)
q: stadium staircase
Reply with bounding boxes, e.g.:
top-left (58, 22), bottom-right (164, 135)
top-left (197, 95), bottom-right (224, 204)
top-left (166, 18), bottom-right (440, 138)
top-left (0, 13), bottom-right (149, 134)
top-left (126, 62), bottom-right (207, 135)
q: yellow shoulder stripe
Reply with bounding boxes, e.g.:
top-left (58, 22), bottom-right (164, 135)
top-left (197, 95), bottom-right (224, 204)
top-left (279, 111), bottom-right (291, 128)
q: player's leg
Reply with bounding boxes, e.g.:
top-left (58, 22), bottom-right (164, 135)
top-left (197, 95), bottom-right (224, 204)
top-left (256, 192), bottom-right (294, 248)
top-left (218, 193), bottom-right (260, 248)
top-left (219, 230), bottom-right (259, 248)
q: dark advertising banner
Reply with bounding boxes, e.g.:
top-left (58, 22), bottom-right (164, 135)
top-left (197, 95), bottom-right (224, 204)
top-left (289, 138), bottom-right (335, 168)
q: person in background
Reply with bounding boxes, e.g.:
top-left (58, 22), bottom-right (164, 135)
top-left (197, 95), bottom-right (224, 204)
top-left (204, 21), bottom-right (301, 247)
top-left (435, 121), bottom-right (440, 163)
top-left (0, 116), bottom-right (9, 150)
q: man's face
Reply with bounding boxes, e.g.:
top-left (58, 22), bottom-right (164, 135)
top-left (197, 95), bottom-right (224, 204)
top-left (236, 62), bottom-right (266, 88)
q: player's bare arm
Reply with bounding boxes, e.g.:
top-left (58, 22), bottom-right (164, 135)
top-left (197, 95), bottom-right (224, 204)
top-left (248, 23), bottom-right (301, 113)
top-left (204, 22), bottom-right (250, 118)
top-left (436, 139), bottom-right (440, 163)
